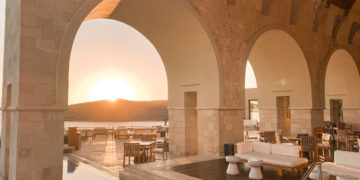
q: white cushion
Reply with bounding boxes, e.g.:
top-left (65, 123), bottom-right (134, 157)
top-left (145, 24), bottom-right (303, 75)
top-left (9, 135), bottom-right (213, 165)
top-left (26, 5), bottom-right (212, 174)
top-left (271, 143), bottom-right (299, 157)
top-left (253, 142), bottom-right (271, 154)
top-left (334, 150), bottom-right (360, 169)
top-left (235, 152), bottom-right (308, 168)
top-left (322, 162), bottom-right (360, 178)
top-left (236, 142), bottom-right (253, 154)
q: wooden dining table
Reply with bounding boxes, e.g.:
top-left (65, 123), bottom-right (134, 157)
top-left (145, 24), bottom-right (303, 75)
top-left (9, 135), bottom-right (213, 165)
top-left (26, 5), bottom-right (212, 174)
top-left (129, 140), bottom-right (156, 162)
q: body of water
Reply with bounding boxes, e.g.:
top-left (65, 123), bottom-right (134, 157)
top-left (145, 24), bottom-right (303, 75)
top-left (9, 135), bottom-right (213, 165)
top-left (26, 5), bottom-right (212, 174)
top-left (64, 121), bottom-right (167, 129)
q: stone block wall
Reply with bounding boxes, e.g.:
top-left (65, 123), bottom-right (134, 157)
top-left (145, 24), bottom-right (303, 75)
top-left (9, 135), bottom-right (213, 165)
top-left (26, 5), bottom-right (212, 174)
top-left (343, 109), bottom-right (360, 130)
top-left (291, 109), bottom-right (312, 136)
top-left (168, 109), bottom-right (186, 157)
top-left (259, 109), bottom-right (277, 131)
top-left (197, 109), bottom-right (220, 156)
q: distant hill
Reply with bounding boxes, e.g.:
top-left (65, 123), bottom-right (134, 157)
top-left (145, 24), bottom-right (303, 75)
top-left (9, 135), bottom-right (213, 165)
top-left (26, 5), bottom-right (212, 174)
top-left (64, 99), bottom-right (168, 122)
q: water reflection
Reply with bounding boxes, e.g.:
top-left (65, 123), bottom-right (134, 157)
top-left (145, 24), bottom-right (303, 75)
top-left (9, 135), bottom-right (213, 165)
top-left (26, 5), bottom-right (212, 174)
top-left (67, 160), bottom-right (78, 173)
top-left (63, 159), bottom-right (117, 180)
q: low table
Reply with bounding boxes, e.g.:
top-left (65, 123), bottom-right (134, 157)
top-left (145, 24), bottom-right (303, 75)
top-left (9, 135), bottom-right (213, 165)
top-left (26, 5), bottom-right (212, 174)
top-left (226, 156), bottom-right (240, 175)
top-left (248, 158), bottom-right (263, 179)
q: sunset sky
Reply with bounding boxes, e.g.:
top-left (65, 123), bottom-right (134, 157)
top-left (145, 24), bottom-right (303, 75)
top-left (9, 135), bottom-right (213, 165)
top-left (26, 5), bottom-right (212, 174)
top-left (0, 2), bottom-right (256, 105)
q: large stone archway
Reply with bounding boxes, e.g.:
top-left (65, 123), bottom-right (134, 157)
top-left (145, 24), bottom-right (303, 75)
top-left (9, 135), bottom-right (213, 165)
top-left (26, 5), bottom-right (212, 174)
top-left (0, 0), bottom-right (246, 179)
top-left (57, 0), bottom-right (223, 158)
top-left (243, 28), bottom-right (313, 136)
top-left (324, 49), bottom-right (360, 129)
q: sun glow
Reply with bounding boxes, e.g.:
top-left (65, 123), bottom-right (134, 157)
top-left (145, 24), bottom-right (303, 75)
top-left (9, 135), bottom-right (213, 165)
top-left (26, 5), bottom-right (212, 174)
top-left (87, 78), bottom-right (136, 102)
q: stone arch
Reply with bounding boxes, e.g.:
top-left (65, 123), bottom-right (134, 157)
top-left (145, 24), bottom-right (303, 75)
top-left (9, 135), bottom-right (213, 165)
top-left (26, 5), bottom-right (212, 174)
top-left (243, 26), bottom-right (313, 136)
top-left (56, 0), bottom-right (222, 157)
top-left (324, 48), bottom-right (360, 129)
top-left (57, 0), bottom-right (221, 109)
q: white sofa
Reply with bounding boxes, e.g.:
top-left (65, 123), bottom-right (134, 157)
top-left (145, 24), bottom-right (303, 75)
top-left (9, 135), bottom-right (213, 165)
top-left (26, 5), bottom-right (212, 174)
top-left (235, 141), bottom-right (309, 176)
top-left (321, 150), bottom-right (360, 179)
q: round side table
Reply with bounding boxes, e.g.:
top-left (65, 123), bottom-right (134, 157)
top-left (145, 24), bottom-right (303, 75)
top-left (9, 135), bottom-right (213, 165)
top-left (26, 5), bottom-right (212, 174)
top-left (248, 158), bottom-right (263, 179)
top-left (226, 156), bottom-right (240, 175)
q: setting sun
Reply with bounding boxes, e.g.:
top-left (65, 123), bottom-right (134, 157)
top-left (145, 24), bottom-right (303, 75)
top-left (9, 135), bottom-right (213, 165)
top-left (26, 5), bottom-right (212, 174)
top-left (87, 78), bottom-right (136, 102)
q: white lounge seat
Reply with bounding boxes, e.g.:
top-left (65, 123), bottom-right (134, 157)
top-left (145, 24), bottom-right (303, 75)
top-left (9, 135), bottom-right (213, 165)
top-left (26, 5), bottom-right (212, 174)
top-left (235, 141), bottom-right (309, 176)
top-left (321, 150), bottom-right (360, 178)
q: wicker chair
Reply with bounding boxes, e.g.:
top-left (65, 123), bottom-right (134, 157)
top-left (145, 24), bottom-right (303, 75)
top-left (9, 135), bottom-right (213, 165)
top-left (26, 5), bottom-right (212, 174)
top-left (316, 133), bottom-right (331, 161)
top-left (260, 131), bottom-right (276, 144)
top-left (300, 136), bottom-right (316, 162)
top-left (123, 143), bottom-right (142, 166)
top-left (151, 139), bottom-right (168, 160)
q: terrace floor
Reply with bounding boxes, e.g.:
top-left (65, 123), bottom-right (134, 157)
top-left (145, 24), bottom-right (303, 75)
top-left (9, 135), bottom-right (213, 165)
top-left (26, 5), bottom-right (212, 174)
top-left (65, 136), bottom-right (173, 177)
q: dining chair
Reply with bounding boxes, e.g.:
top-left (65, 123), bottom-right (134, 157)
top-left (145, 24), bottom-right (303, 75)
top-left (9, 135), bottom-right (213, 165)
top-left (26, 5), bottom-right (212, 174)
top-left (336, 129), bottom-right (347, 150)
top-left (92, 127), bottom-right (108, 140)
top-left (115, 128), bottom-right (129, 139)
top-left (300, 136), bottom-right (316, 162)
top-left (316, 133), bottom-right (331, 161)
top-left (151, 139), bottom-right (168, 160)
top-left (358, 138), bottom-right (360, 152)
top-left (345, 133), bottom-right (358, 151)
top-left (314, 127), bottom-right (324, 143)
top-left (123, 143), bottom-right (142, 166)
top-left (261, 131), bottom-right (276, 144)
top-left (245, 129), bottom-right (259, 141)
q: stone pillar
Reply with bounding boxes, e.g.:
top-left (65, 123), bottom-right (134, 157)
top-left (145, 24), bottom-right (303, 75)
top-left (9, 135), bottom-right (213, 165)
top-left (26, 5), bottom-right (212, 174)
top-left (218, 109), bottom-right (243, 155)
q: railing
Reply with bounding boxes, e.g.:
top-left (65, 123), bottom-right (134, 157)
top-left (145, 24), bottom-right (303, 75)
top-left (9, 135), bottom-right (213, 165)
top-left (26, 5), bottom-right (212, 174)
top-left (301, 161), bottom-right (325, 180)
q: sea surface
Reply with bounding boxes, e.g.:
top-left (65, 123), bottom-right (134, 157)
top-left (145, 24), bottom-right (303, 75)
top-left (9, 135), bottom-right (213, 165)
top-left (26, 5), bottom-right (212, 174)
top-left (64, 121), bottom-right (167, 129)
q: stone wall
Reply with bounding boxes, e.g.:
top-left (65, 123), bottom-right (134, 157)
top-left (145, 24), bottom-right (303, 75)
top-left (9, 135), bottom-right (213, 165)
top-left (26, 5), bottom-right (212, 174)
top-left (3, 0), bottom-right (360, 179)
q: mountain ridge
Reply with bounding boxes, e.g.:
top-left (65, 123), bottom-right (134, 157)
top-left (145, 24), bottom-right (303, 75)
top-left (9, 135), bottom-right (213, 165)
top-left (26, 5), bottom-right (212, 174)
top-left (64, 99), bottom-right (168, 122)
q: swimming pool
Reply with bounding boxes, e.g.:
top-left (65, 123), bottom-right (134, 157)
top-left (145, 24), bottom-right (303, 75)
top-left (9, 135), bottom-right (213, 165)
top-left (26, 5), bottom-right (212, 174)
top-left (63, 158), bottom-right (118, 180)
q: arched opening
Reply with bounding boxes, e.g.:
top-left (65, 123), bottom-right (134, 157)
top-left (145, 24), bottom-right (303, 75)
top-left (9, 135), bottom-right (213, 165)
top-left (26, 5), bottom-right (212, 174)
top-left (325, 49), bottom-right (360, 130)
top-left (64, 18), bottom-right (169, 171)
top-left (245, 29), bottom-right (312, 136)
top-left (57, 0), bottom-right (221, 161)
top-left (68, 19), bottom-right (167, 104)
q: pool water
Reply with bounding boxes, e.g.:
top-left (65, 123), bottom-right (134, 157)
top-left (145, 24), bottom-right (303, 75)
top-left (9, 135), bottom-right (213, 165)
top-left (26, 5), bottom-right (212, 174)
top-left (63, 159), bottom-right (118, 180)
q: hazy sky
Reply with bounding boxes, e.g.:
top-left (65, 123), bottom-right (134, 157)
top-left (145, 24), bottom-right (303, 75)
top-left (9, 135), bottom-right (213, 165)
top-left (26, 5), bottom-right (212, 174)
top-left (69, 19), bottom-right (168, 104)
top-left (0, 2), bottom-right (256, 105)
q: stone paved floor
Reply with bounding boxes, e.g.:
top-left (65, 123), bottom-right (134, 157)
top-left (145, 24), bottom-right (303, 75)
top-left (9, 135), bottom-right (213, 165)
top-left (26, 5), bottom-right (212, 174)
top-left (68, 136), bottom-right (171, 174)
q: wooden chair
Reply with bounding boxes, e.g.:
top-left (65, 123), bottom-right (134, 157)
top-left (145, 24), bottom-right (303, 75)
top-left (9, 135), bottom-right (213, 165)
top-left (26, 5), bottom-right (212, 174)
top-left (337, 122), bottom-right (346, 130)
top-left (123, 143), bottom-right (143, 167)
top-left (134, 128), bottom-right (145, 135)
top-left (316, 133), bottom-right (331, 161)
top-left (358, 139), bottom-right (360, 152)
top-left (245, 129), bottom-right (259, 141)
top-left (314, 127), bottom-right (324, 143)
top-left (141, 134), bottom-right (157, 141)
top-left (275, 129), bottom-right (282, 144)
top-left (300, 136), bottom-right (316, 162)
top-left (336, 129), bottom-right (347, 150)
top-left (92, 127), bottom-right (108, 140)
top-left (115, 128), bottom-right (129, 139)
top-left (345, 133), bottom-right (358, 151)
top-left (260, 131), bottom-right (276, 143)
top-left (151, 139), bottom-right (168, 160)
